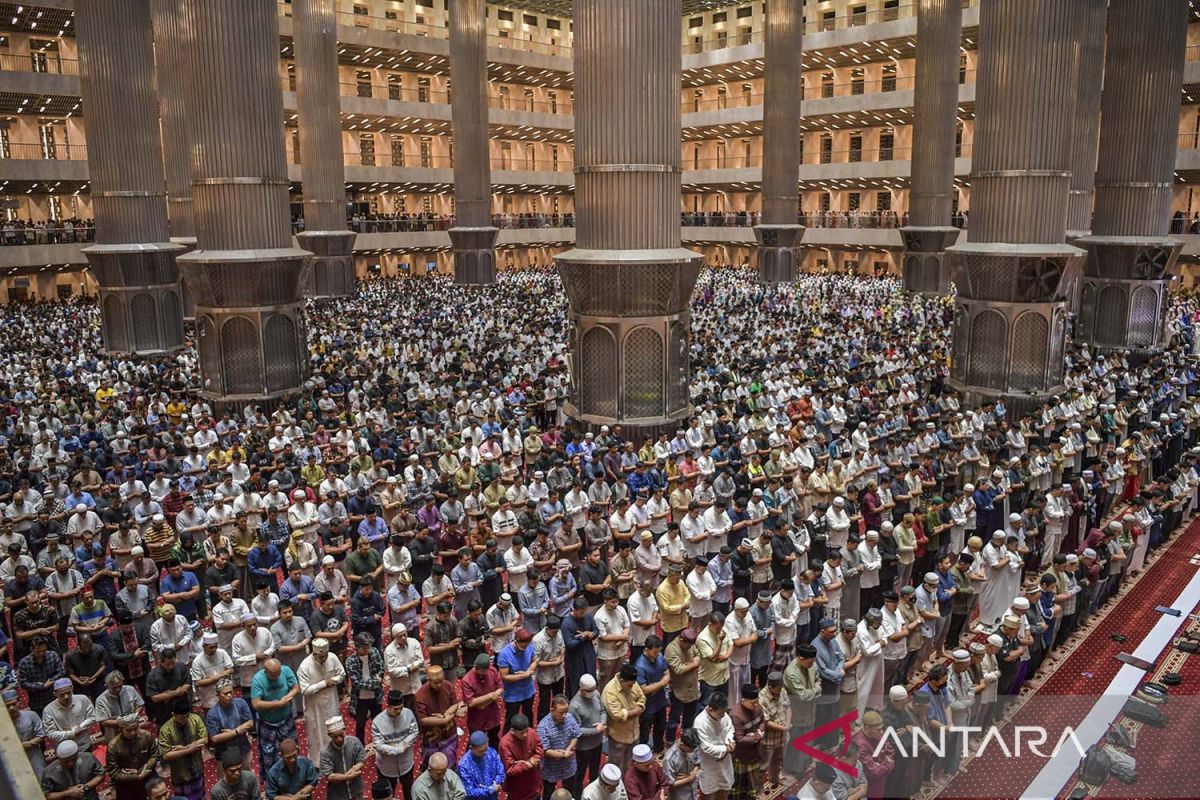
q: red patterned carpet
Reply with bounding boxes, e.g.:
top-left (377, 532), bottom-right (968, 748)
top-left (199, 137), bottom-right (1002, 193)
top-left (935, 516), bottom-right (1200, 800)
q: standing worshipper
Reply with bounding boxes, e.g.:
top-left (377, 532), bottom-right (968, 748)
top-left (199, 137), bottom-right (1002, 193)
top-left (106, 715), bottom-right (159, 800)
top-left (414, 665), bottom-right (464, 769)
top-left (319, 716), bottom-right (367, 800)
top-left (834, 619), bottom-right (862, 716)
top-left (249, 658), bottom-right (300, 777)
top-left (6, 688), bottom-right (47, 781)
top-left (624, 744), bottom-right (669, 800)
top-left (783, 643), bottom-right (820, 779)
top-left (458, 730), bottom-right (507, 800)
top-left (635, 635), bottom-right (670, 754)
top-left (156, 698), bottom-right (207, 800)
top-left (204, 681), bottom-right (254, 770)
top-left (855, 609), bottom-right (886, 716)
top-left (758, 672), bottom-right (791, 789)
top-left (839, 534), bottom-right (864, 622)
top-left (500, 714), bottom-right (544, 800)
top-left (728, 686), bottom-right (766, 800)
top-left (537, 693), bottom-right (582, 799)
top-left (372, 689), bottom-right (420, 800)
top-left (663, 730), bottom-right (701, 800)
top-left (602, 663), bottom-right (646, 774)
top-left (977, 530), bottom-right (1012, 629)
top-left (695, 692), bottom-right (736, 800)
top-left (297, 637), bottom-right (346, 759)
top-left (568, 674), bottom-right (607, 795)
top-left (562, 597), bottom-right (599, 696)
top-left (265, 739), bottom-right (319, 800)
top-left (42, 678), bottom-right (96, 754)
top-left (346, 632), bottom-right (385, 742)
top-left (497, 628), bottom-right (538, 730)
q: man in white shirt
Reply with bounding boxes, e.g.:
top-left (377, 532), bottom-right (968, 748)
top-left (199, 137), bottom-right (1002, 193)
top-left (701, 500), bottom-right (732, 556)
top-left (685, 557), bottom-right (717, 628)
top-left (679, 505), bottom-right (707, 559)
top-left (384, 623), bottom-right (425, 703)
top-left (593, 588), bottom-right (630, 687)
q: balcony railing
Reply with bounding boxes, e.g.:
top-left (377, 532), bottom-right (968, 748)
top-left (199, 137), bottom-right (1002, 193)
top-left (0, 223), bottom-right (94, 245)
top-left (281, 77), bottom-right (573, 115)
top-left (282, 150), bottom-right (573, 172)
top-left (279, 3), bottom-right (573, 58)
top-left (0, 142), bottom-right (88, 160)
top-left (0, 52), bottom-right (79, 75)
top-left (681, 1), bottom-right (947, 55)
top-left (337, 213), bottom-right (576, 234)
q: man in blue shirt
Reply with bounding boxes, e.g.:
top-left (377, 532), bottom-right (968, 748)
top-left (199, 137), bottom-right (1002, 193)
top-left (278, 563), bottom-right (317, 619)
top-left (159, 560), bottom-right (200, 622)
top-left (265, 737), bottom-right (318, 800)
top-left (248, 533), bottom-right (283, 593)
top-left (812, 617), bottom-right (845, 750)
top-left (495, 628), bottom-right (536, 731)
top-left (205, 681), bottom-right (254, 768)
top-left (635, 635), bottom-right (670, 754)
top-left (457, 730), bottom-right (506, 800)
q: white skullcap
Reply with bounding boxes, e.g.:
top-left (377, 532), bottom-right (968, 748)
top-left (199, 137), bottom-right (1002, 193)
top-left (888, 685), bottom-right (908, 701)
top-left (326, 716), bottom-right (345, 732)
top-left (1012, 597), bottom-right (1030, 610)
top-left (322, 555), bottom-right (335, 565)
top-left (152, 513), bottom-right (165, 523)
top-left (391, 623), bottom-right (407, 637)
top-left (601, 764), bottom-right (623, 785)
top-left (987, 634), bottom-right (1005, 648)
top-left (74, 503), bottom-right (87, 513)
top-left (951, 649), bottom-right (971, 662)
top-left (311, 638), bottom-right (330, 651)
top-left (833, 496), bottom-right (845, 506)
top-left (1008, 513), bottom-right (1021, 522)
top-left (56, 740), bottom-right (79, 758)
top-left (579, 674), bottom-right (597, 690)
top-left (131, 546), bottom-right (144, 556)
top-left (964, 483), bottom-right (974, 493)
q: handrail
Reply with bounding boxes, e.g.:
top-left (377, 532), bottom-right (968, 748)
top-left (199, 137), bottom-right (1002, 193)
top-left (0, 142), bottom-right (89, 160)
top-left (0, 52), bottom-right (80, 75)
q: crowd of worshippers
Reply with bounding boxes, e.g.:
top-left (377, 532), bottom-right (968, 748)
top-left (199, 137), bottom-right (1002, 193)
top-left (2, 269), bottom-right (1200, 800)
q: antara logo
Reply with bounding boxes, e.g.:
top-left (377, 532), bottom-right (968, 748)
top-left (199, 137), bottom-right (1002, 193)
top-left (789, 710), bottom-right (860, 778)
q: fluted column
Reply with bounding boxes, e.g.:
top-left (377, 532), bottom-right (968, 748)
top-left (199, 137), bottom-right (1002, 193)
top-left (294, 0), bottom-right (356, 298)
top-left (177, 0), bottom-right (312, 401)
top-left (76, 0), bottom-right (184, 354)
top-left (945, 0), bottom-right (1085, 406)
top-left (753, 0), bottom-right (804, 283)
top-left (151, 0), bottom-right (196, 319)
top-left (448, 0), bottom-right (498, 285)
top-left (1065, 0), bottom-right (1108, 238)
top-left (555, 0), bottom-right (702, 428)
top-left (1075, 0), bottom-right (1188, 354)
top-left (900, 0), bottom-right (963, 295)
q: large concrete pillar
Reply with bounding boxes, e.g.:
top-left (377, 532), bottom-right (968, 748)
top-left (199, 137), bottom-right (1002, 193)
top-left (1065, 0), bottom-right (1108, 238)
top-left (294, 0), bottom-right (356, 298)
top-left (76, 0), bottom-right (185, 354)
top-left (151, 0), bottom-right (197, 319)
top-left (177, 0), bottom-right (312, 402)
top-left (945, 0), bottom-right (1085, 405)
top-left (555, 0), bottom-right (702, 428)
top-left (900, 0), bottom-right (963, 295)
top-left (1062, 0), bottom-right (1108, 318)
top-left (754, 0), bottom-right (804, 283)
top-left (1075, 0), bottom-right (1188, 353)
top-left (448, 0), bottom-right (498, 284)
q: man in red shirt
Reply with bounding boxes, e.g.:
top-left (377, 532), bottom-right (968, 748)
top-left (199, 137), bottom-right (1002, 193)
top-left (624, 743), bottom-right (669, 800)
top-left (499, 713), bottom-right (544, 800)
top-left (461, 653), bottom-right (505, 748)
top-left (413, 665), bottom-right (464, 769)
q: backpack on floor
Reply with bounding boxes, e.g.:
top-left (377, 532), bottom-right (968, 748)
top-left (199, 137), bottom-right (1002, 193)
top-left (1079, 745), bottom-right (1111, 786)
top-left (1107, 748), bottom-right (1138, 784)
top-left (1123, 698), bottom-right (1168, 728)
top-left (1105, 725), bottom-right (1135, 750)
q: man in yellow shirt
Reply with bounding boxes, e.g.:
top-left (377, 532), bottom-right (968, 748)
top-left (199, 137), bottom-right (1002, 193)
top-left (695, 612), bottom-right (733, 708)
top-left (655, 563), bottom-right (691, 645)
top-left (601, 663), bottom-right (645, 774)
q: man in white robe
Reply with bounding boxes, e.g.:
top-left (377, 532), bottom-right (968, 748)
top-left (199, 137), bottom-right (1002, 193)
top-left (297, 637), bottom-right (345, 760)
top-left (855, 609), bottom-right (886, 717)
top-left (694, 692), bottom-right (735, 798)
top-left (976, 531), bottom-right (1012, 630)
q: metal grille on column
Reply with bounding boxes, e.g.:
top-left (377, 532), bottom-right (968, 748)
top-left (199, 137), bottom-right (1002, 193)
top-left (555, 0), bottom-right (702, 429)
top-left (899, 0), bottom-right (963, 295)
top-left (76, 0), bottom-right (184, 355)
top-left (753, 0), bottom-right (804, 284)
top-left (177, 0), bottom-right (313, 402)
top-left (1061, 0), bottom-right (1108, 317)
top-left (449, 0), bottom-right (499, 285)
top-left (294, 0), bottom-right (357, 299)
top-left (1076, 0), bottom-right (1189, 353)
top-left (151, 0), bottom-right (197, 319)
top-left (945, 0), bottom-right (1085, 406)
